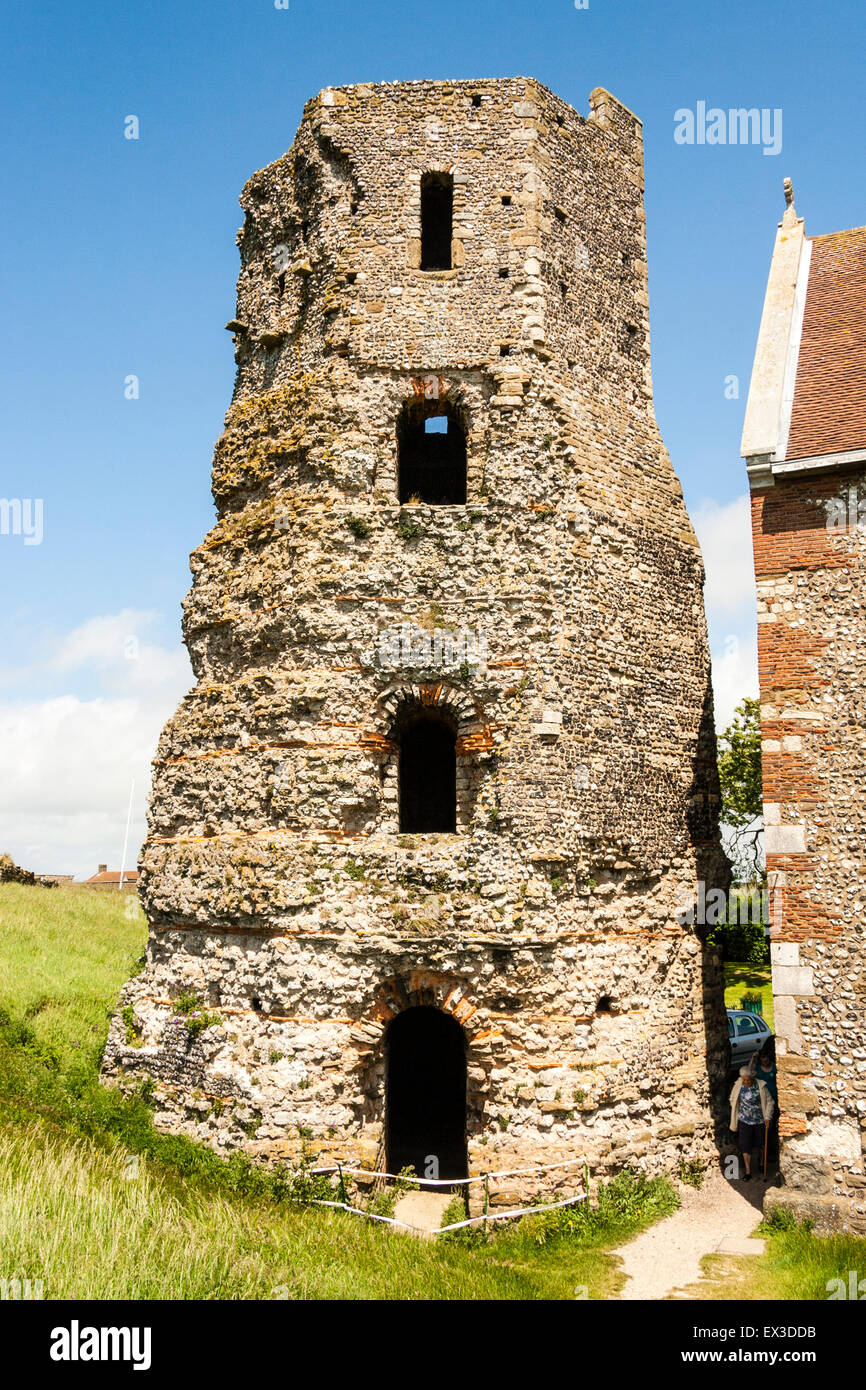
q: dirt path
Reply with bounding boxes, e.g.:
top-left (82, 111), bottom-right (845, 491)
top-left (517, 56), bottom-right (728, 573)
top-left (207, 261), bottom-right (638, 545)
top-left (614, 1169), bottom-right (769, 1300)
top-left (392, 1190), bottom-right (454, 1237)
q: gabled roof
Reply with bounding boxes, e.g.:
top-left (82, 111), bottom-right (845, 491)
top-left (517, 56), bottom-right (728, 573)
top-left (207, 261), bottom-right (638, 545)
top-left (785, 225), bottom-right (866, 461)
top-left (85, 870), bottom-right (139, 884)
top-left (741, 192), bottom-right (866, 486)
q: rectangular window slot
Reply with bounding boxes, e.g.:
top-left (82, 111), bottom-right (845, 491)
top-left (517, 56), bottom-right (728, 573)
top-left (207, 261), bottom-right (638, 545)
top-left (420, 172), bottom-right (453, 271)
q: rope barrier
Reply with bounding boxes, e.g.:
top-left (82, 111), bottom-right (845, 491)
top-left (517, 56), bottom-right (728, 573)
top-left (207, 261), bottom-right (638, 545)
top-left (312, 1189), bottom-right (587, 1234)
top-left (307, 1155), bottom-right (587, 1187)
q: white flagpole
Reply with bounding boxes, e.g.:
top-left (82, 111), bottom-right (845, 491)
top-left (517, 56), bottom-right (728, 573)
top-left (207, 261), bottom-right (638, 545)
top-left (119, 778), bottom-right (135, 891)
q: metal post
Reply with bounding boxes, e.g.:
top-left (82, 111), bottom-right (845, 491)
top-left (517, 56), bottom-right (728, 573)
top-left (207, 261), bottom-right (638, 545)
top-left (118, 779), bottom-right (135, 891)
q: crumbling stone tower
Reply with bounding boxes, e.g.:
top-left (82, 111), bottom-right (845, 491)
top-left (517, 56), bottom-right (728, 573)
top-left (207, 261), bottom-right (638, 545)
top-left (106, 79), bottom-right (727, 1195)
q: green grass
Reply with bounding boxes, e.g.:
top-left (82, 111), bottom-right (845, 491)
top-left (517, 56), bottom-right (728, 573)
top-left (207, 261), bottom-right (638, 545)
top-left (0, 882), bottom-right (146, 1070)
top-left (680, 1210), bottom-right (866, 1301)
top-left (0, 882), bottom-right (682, 1300)
top-left (3, 883), bottom-right (857, 1301)
top-left (0, 1119), bottom-right (560, 1300)
top-left (724, 961), bottom-right (774, 1028)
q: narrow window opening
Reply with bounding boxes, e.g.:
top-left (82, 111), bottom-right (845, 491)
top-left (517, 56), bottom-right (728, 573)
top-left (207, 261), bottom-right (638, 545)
top-left (345, 271), bottom-right (357, 285)
top-left (471, 93), bottom-right (482, 108)
top-left (596, 995), bottom-right (612, 1015)
top-left (554, 206), bottom-right (566, 224)
top-left (501, 194), bottom-right (512, 206)
top-left (420, 172), bottom-right (453, 271)
top-left (397, 400), bottom-right (466, 505)
top-left (499, 268), bottom-right (510, 279)
top-left (500, 344), bottom-right (511, 356)
top-left (276, 272), bottom-right (286, 296)
top-left (398, 714), bottom-right (457, 833)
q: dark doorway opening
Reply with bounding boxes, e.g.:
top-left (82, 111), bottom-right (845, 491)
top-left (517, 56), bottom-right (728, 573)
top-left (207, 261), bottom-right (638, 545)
top-left (397, 404), bottom-right (466, 505)
top-left (386, 1006), bottom-right (467, 1181)
top-left (420, 172), bottom-right (453, 270)
top-left (399, 714), bottom-right (457, 832)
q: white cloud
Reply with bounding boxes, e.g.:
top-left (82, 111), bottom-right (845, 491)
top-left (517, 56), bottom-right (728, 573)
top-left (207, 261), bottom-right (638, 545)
top-left (692, 494), bottom-right (756, 619)
top-left (691, 494), bottom-right (759, 731)
top-left (707, 630), bottom-right (758, 733)
top-left (0, 612), bottom-right (192, 879)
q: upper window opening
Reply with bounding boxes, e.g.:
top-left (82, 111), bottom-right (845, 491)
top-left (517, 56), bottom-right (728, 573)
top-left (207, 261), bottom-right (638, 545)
top-left (420, 172), bottom-right (453, 271)
top-left (471, 94), bottom-right (482, 108)
top-left (501, 194), bottom-right (512, 206)
top-left (398, 714), bottom-right (457, 833)
top-left (397, 399), bottom-right (466, 505)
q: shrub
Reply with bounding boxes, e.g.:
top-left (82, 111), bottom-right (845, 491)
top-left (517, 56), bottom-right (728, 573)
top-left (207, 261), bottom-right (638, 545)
top-left (708, 917), bottom-right (769, 965)
top-left (677, 1156), bottom-right (705, 1188)
top-left (523, 1169), bottom-right (679, 1248)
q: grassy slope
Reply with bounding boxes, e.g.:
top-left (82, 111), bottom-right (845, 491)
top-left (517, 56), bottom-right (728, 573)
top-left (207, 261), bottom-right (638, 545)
top-left (724, 961), bottom-right (774, 1028)
top-left (0, 883), bottom-right (655, 1299)
top-left (0, 882), bottom-right (147, 1068)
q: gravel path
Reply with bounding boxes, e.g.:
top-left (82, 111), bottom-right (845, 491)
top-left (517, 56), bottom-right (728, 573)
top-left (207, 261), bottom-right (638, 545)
top-left (614, 1169), bottom-right (768, 1300)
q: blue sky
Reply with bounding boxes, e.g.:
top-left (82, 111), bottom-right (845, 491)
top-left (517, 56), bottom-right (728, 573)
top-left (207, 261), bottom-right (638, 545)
top-left (1, 0), bottom-right (863, 874)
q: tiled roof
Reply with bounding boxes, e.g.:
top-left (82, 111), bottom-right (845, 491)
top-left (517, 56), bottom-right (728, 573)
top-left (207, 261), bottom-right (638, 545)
top-left (786, 225), bottom-right (866, 460)
top-left (86, 870), bottom-right (139, 883)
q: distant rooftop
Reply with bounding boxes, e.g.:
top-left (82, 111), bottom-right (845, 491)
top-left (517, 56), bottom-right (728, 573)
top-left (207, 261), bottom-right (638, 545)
top-left (85, 869), bottom-right (139, 885)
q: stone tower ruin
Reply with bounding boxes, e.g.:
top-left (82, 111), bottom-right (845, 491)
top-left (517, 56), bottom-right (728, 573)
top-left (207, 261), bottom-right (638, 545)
top-left (106, 79), bottom-right (727, 1195)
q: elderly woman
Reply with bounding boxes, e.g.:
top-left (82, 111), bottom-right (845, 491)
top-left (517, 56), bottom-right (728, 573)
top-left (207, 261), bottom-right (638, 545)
top-left (729, 1065), bottom-right (774, 1180)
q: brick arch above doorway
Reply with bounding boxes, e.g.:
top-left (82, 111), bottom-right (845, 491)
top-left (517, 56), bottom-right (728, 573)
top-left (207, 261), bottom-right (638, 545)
top-left (349, 969), bottom-right (485, 1050)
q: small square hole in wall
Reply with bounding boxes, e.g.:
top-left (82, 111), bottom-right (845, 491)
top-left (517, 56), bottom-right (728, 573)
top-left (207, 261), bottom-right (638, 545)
top-left (498, 267), bottom-right (510, 278)
top-left (596, 995), bottom-right (612, 1015)
top-left (471, 93), bottom-right (482, 108)
top-left (554, 206), bottom-right (566, 224)
top-left (345, 271), bottom-right (357, 284)
top-left (500, 344), bottom-right (511, 356)
top-left (556, 113), bottom-right (565, 126)
top-left (501, 194), bottom-right (512, 206)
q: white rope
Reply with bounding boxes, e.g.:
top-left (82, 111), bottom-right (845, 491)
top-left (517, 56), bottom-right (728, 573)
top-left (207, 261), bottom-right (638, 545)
top-left (436, 1191), bottom-right (587, 1231)
top-left (312, 1189), bottom-right (587, 1233)
top-left (308, 1155), bottom-right (586, 1187)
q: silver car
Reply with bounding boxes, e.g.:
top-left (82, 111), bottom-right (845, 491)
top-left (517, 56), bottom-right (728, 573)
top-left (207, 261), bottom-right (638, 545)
top-left (727, 1008), bottom-right (773, 1068)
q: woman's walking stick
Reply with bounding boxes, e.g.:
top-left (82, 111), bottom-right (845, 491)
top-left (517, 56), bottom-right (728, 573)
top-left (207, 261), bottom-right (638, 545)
top-left (762, 1122), bottom-right (769, 1178)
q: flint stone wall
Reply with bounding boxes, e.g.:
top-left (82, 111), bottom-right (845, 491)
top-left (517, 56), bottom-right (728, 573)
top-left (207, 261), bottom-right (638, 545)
top-left (753, 471), bottom-right (866, 1232)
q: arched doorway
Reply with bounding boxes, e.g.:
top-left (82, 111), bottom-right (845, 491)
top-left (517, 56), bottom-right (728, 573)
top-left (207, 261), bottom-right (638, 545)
top-left (385, 1006), bottom-right (467, 1181)
top-left (398, 713), bottom-right (456, 833)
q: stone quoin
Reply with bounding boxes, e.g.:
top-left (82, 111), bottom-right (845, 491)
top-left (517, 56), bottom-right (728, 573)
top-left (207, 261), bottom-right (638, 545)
top-left (103, 78), bottom-right (729, 1202)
